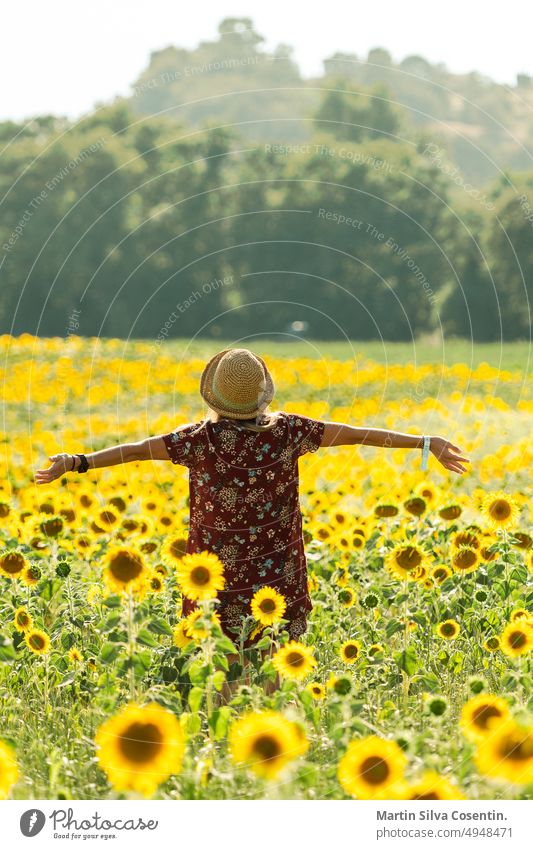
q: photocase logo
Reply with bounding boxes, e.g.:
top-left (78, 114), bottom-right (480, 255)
top-left (20, 809), bottom-right (46, 837)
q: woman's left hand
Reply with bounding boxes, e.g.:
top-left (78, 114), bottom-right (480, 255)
top-left (34, 453), bottom-right (75, 485)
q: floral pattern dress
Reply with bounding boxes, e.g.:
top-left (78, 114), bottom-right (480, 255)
top-left (162, 412), bottom-right (325, 644)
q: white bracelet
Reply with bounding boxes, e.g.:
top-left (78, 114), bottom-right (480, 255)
top-left (421, 435), bottom-right (431, 471)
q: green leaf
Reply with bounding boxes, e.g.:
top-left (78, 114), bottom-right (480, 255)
top-left (212, 670), bottom-right (226, 691)
top-left (213, 652), bottom-right (229, 671)
top-left (385, 619), bottom-right (403, 638)
top-left (394, 646), bottom-right (418, 676)
top-left (148, 617), bottom-right (173, 637)
top-left (60, 631), bottom-right (76, 651)
top-left (0, 637), bottom-right (16, 663)
top-left (136, 628), bottom-right (159, 648)
top-left (188, 686), bottom-right (203, 712)
top-left (253, 636), bottom-right (271, 650)
top-left (184, 712), bottom-right (202, 735)
top-left (100, 642), bottom-right (121, 664)
top-left (101, 613), bottom-right (121, 633)
top-left (188, 660), bottom-right (211, 684)
top-left (214, 634), bottom-right (238, 654)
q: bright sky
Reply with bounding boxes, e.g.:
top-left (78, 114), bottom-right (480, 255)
top-left (3, 0), bottom-right (533, 121)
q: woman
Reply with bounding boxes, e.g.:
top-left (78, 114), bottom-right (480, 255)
top-left (35, 347), bottom-right (469, 645)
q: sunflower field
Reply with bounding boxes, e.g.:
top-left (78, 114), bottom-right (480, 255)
top-left (0, 334), bottom-right (532, 801)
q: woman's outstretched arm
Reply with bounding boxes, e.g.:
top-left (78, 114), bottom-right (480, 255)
top-left (319, 422), bottom-right (470, 475)
top-left (34, 433), bottom-right (179, 485)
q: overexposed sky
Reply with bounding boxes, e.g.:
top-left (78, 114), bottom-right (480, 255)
top-left (3, 0), bottom-right (533, 121)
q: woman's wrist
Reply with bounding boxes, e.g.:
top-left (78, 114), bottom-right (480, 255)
top-left (71, 454), bottom-right (80, 471)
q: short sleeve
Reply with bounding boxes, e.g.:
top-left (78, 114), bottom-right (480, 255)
top-left (285, 413), bottom-right (325, 457)
top-left (162, 421), bottom-right (206, 468)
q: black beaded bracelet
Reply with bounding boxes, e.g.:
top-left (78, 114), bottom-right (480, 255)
top-left (76, 453), bottom-right (89, 473)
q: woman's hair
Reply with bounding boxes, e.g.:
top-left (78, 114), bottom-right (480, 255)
top-left (205, 407), bottom-right (282, 432)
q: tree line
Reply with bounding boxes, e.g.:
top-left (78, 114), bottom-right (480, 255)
top-left (0, 81), bottom-right (532, 341)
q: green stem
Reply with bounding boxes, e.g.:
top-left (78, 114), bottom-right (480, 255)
top-left (127, 589), bottom-right (136, 701)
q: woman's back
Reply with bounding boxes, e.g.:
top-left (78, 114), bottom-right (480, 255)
top-left (162, 412), bottom-right (325, 641)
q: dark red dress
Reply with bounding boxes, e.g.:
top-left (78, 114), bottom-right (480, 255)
top-left (162, 412), bottom-right (325, 644)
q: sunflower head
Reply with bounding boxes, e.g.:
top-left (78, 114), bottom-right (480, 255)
top-left (340, 639), bottom-right (362, 664)
top-left (0, 740), bottom-right (19, 800)
top-left (481, 491), bottom-right (520, 530)
top-left (103, 545), bottom-right (147, 595)
top-left (387, 544), bottom-right (426, 582)
top-left (460, 694), bottom-right (510, 743)
top-left (175, 551), bottom-right (225, 601)
top-left (0, 550), bottom-right (28, 579)
top-left (307, 682), bottom-right (326, 701)
top-left (25, 629), bottom-right (51, 655)
top-left (500, 622), bottom-right (532, 658)
top-left (14, 607), bottom-right (32, 632)
top-left (451, 546), bottom-right (479, 574)
top-left (475, 719), bottom-right (533, 785)
top-left (437, 619), bottom-right (460, 640)
top-left (229, 711), bottom-right (307, 779)
top-left (338, 735), bottom-right (407, 799)
top-left (95, 702), bottom-right (185, 796)
top-left (272, 640), bottom-right (316, 681)
top-left (251, 586), bottom-right (287, 626)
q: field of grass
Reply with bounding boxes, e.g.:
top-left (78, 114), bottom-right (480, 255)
top-left (0, 335), bottom-right (531, 801)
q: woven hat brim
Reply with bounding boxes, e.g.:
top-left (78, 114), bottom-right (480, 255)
top-left (199, 348), bottom-right (275, 419)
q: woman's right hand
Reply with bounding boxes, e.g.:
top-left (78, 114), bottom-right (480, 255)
top-left (430, 437), bottom-right (470, 474)
top-left (34, 453), bottom-right (75, 485)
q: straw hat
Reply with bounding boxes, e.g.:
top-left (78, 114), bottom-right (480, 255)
top-left (200, 348), bottom-right (275, 419)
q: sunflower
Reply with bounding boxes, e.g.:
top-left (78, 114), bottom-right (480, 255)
top-left (87, 584), bottom-right (103, 606)
top-left (451, 530), bottom-right (480, 550)
top-left (451, 546), bottom-right (479, 575)
top-left (14, 607), bottom-right (32, 632)
top-left (102, 545), bottom-right (147, 595)
top-left (184, 608), bottom-right (221, 641)
top-left (500, 622), bottom-right (532, 658)
top-left (475, 719), bottom-right (533, 785)
top-left (95, 702), bottom-right (185, 796)
top-left (308, 573), bottom-right (319, 593)
top-left (25, 629), bottom-right (51, 655)
top-left (338, 587), bottom-right (357, 608)
top-left (251, 586), bottom-right (287, 626)
top-left (175, 551), bottom-right (225, 601)
top-left (272, 640), bottom-right (316, 681)
top-left (21, 564), bottom-right (41, 586)
top-left (173, 619), bottom-right (193, 649)
top-left (510, 531), bottom-right (533, 550)
top-left (403, 495), bottom-right (427, 517)
top-left (228, 711), bottom-right (307, 779)
top-left (510, 608), bottom-right (532, 622)
top-left (307, 682), bottom-right (326, 700)
top-left (397, 772), bottom-right (465, 800)
top-left (438, 503), bottom-right (463, 521)
top-left (160, 534), bottom-right (188, 568)
top-left (68, 647), bottom-right (83, 664)
top-left (460, 695), bottom-right (510, 743)
top-left (89, 505), bottom-right (120, 535)
top-left (431, 565), bottom-right (452, 584)
top-left (386, 543), bottom-right (427, 582)
top-left (0, 549), bottom-right (28, 579)
top-left (338, 736), bottom-right (406, 799)
top-left (147, 571), bottom-right (165, 594)
top-left (483, 636), bottom-right (501, 653)
top-left (0, 740), bottom-right (19, 799)
top-left (481, 492), bottom-right (520, 530)
top-left (340, 639), bottom-right (362, 664)
top-left (368, 644), bottom-right (384, 658)
top-left (374, 502), bottom-right (399, 519)
top-left (436, 619), bottom-right (460, 640)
